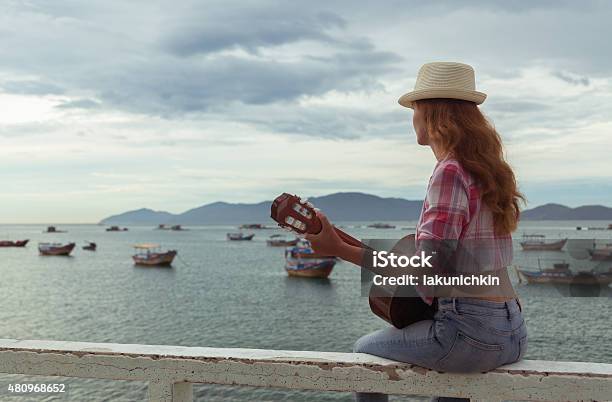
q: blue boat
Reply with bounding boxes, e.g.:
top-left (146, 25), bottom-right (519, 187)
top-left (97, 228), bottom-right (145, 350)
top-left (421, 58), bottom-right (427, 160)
top-left (284, 239), bottom-right (336, 278)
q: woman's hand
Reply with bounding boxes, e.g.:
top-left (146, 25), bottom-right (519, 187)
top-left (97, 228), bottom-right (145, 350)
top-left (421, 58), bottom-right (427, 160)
top-left (304, 211), bottom-right (345, 257)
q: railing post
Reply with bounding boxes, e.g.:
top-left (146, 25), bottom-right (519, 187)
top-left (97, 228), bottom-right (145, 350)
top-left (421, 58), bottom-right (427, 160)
top-left (148, 380), bottom-right (193, 402)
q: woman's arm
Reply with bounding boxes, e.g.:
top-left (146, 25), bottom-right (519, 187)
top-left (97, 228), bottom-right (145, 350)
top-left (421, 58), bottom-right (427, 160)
top-left (336, 241), bottom-right (366, 266)
top-left (304, 211), bottom-right (366, 266)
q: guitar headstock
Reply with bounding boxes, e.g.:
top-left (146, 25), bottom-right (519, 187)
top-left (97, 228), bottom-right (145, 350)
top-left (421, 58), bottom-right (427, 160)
top-left (270, 193), bottom-right (322, 235)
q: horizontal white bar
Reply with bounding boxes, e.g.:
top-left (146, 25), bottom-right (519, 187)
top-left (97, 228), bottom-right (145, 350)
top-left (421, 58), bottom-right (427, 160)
top-left (0, 339), bottom-right (610, 401)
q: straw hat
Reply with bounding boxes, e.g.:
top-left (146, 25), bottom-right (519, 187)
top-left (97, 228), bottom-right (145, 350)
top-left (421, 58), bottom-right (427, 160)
top-left (398, 62), bottom-right (486, 108)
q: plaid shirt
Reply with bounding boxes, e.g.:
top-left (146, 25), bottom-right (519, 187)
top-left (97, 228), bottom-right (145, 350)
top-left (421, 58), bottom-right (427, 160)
top-left (414, 157), bottom-right (513, 305)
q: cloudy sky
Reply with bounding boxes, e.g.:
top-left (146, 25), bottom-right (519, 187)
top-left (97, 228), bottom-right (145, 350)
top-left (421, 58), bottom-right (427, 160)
top-left (1, 1), bottom-right (611, 223)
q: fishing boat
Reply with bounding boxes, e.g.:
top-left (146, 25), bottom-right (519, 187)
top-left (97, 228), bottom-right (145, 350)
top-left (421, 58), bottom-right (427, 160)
top-left (227, 232), bottom-right (255, 241)
top-left (106, 226), bottom-right (128, 232)
top-left (367, 223), bottom-right (396, 229)
top-left (38, 242), bottom-right (76, 256)
top-left (132, 244), bottom-right (177, 267)
top-left (519, 234), bottom-right (567, 251)
top-left (588, 244), bottom-right (612, 261)
top-left (82, 241), bottom-right (97, 251)
top-left (266, 234), bottom-right (298, 247)
top-left (44, 226), bottom-right (66, 233)
top-left (514, 263), bottom-right (612, 286)
top-left (239, 223), bottom-right (268, 229)
top-left (284, 239), bottom-right (336, 278)
top-left (170, 225), bottom-right (186, 231)
top-left (0, 239), bottom-right (29, 247)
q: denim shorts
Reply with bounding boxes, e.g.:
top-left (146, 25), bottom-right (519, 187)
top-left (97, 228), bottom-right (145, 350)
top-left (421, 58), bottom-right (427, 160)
top-left (432, 297), bottom-right (528, 373)
top-left (353, 297), bottom-right (528, 402)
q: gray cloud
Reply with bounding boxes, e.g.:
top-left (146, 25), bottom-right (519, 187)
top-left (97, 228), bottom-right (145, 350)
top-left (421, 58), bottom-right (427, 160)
top-left (484, 99), bottom-right (551, 114)
top-left (553, 71), bottom-right (590, 86)
top-left (240, 107), bottom-right (408, 139)
top-left (1, 80), bottom-right (64, 95)
top-left (56, 98), bottom-right (100, 109)
top-left (1, 0), bottom-right (612, 142)
top-left (0, 121), bottom-right (61, 138)
top-left (162, 10), bottom-right (345, 56)
top-left (87, 52), bottom-right (399, 118)
top-left (0, 1), bottom-right (402, 120)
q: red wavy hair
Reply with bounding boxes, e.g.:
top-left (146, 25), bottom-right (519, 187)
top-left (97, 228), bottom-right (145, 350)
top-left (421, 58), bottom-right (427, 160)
top-left (415, 99), bottom-right (525, 235)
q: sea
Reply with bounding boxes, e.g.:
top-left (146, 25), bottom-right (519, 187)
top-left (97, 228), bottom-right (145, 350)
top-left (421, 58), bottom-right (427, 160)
top-left (0, 221), bottom-right (611, 401)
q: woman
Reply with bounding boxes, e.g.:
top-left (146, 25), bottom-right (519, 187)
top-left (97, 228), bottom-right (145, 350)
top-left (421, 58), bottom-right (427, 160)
top-left (306, 62), bottom-right (528, 402)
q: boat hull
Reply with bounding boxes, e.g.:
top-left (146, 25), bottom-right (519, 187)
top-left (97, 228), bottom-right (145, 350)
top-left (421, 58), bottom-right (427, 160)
top-left (588, 249), bottom-right (612, 261)
top-left (516, 268), bottom-right (612, 285)
top-left (285, 260), bottom-right (335, 278)
top-left (227, 234), bottom-right (255, 241)
top-left (368, 224), bottom-right (396, 229)
top-left (39, 243), bottom-right (76, 256)
top-left (0, 239), bottom-right (29, 247)
top-left (520, 238), bottom-right (567, 251)
top-left (285, 249), bottom-right (335, 260)
top-left (240, 224), bottom-right (267, 229)
top-left (44, 227), bottom-right (67, 233)
top-left (132, 250), bottom-right (177, 267)
top-left (267, 239), bottom-right (298, 247)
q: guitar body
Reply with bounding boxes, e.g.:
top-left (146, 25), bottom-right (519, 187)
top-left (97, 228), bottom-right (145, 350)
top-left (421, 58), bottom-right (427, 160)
top-left (365, 234), bottom-right (436, 328)
top-left (271, 193), bottom-right (436, 329)
top-left (368, 287), bottom-right (436, 328)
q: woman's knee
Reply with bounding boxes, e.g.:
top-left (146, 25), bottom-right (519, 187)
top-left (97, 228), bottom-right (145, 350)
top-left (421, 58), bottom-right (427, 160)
top-left (352, 333), bottom-right (372, 353)
top-left (352, 329), bottom-right (389, 354)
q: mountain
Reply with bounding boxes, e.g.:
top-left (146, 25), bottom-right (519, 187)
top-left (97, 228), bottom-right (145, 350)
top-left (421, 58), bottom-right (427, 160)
top-left (178, 201), bottom-right (272, 224)
top-left (99, 195), bottom-right (612, 225)
top-left (306, 193), bottom-right (422, 221)
top-left (519, 203), bottom-right (571, 220)
top-left (100, 208), bottom-right (176, 225)
top-left (99, 192), bottom-right (424, 225)
top-left (520, 203), bottom-right (612, 220)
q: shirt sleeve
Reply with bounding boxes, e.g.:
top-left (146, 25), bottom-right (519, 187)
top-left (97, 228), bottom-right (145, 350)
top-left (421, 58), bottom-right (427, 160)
top-left (415, 162), bottom-right (470, 304)
top-left (418, 163), bottom-right (470, 241)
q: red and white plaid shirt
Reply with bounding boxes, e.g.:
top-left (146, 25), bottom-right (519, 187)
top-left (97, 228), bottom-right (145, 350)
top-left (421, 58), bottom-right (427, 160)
top-left (414, 157), bottom-right (513, 305)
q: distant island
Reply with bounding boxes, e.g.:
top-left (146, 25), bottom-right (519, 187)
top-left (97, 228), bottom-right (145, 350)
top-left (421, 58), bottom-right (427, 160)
top-left (100, 193), bottom-right (423, 225)
top-left (99, 193), bottom-right (612, 225)
top-left (519, 203), bottom-right (612, 220)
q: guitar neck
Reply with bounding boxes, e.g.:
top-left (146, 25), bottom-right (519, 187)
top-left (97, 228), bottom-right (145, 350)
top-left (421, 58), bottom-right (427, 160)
top-left (333, 226), bottom-right (372, 250)
top-left (331, 226), bottom-right (385, 271)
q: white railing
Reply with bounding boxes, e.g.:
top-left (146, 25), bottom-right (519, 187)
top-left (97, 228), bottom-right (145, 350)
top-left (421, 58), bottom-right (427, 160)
top-left (1, 339), bottom-right (611, 401)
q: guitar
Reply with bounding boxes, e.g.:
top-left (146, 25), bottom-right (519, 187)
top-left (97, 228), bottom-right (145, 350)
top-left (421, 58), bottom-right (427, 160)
top-left (270, 193), bottom-right (436, 328)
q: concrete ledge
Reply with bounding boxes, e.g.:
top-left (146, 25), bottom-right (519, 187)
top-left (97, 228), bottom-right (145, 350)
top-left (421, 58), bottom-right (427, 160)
top-left (1, 339), bottom-right (611, 401)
